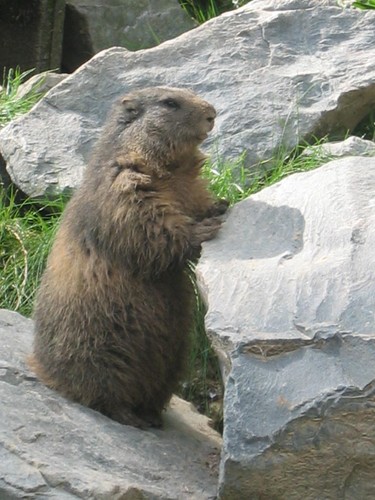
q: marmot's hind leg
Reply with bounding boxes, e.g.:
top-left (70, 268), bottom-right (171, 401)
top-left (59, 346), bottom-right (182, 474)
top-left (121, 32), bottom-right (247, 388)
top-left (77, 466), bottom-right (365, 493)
top-left (104, 406), bottom-right (152, 429)
top-left (135, 407), bottom-right (163, 429)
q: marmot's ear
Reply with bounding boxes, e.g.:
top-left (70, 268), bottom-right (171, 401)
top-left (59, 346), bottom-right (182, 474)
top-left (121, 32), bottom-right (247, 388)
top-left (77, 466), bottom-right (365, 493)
top-left (120, 98), bottom-right (141, 124)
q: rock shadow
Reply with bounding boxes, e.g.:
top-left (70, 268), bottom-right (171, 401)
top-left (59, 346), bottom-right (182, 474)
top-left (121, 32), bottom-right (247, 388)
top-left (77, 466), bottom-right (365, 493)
top-left (217, 199), bottom-right (305, 260)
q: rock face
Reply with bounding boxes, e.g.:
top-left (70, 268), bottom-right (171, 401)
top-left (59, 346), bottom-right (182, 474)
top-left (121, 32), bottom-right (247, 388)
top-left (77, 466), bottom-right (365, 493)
top-left (1, 0), bottom-right (375, 197)
top-left (196, 156), bottom-right (375, 499)
top-left (62, 0), bottom-right (196, 72)
top-left (0, 309), bottom-right (221, 499)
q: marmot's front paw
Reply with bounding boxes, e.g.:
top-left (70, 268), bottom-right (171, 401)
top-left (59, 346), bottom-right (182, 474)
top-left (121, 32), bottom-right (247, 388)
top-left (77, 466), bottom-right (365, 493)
top-left (212, 198), bottom-right (230, 216)
top-left (198, 199), bottom-right (229, 220)
top-left (190, 217), bottom-right (223, 247)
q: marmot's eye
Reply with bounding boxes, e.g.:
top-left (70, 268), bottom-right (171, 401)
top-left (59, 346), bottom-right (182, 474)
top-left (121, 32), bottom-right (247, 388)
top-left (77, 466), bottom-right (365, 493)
top-left (161, 98), bottom-right (180, 110)
top-left (126, 107), bottom-right (138, 115)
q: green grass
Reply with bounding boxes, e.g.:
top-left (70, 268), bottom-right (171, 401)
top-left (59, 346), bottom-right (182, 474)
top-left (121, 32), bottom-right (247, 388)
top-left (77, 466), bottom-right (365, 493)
top-left (352, 0), bottom-right (375, 9)
top-left (179, 0), bottom-right (236, 23)
top-left (179, 0), bottom-right (220, 23)
top-left (0, 68), bottom-right (65, 316)
top-left (203, 138), bottom-right (334, 203)
top-left (0, 67), bottom-right (43, 127)
top-left (0, 190), bottom-right (65, 316)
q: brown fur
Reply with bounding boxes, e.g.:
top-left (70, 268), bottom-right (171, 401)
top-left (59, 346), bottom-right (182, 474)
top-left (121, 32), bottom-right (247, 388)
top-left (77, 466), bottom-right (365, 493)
top-left (29, 87), bottom-right (228, 428)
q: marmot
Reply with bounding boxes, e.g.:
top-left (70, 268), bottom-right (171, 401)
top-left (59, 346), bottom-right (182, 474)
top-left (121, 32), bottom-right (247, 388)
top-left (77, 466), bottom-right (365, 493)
top-left (29, 87), bottom-right (228, 428)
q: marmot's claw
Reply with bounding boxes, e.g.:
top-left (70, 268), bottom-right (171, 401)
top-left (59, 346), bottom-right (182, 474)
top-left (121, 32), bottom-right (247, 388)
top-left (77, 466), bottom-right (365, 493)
top-left (191, 217), bottom-right (224, 246)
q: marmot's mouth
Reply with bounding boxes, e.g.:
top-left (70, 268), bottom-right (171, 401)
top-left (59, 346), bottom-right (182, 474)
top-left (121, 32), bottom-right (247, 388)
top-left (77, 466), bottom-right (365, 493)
top-left (197, 132), bottom-right (209, 141)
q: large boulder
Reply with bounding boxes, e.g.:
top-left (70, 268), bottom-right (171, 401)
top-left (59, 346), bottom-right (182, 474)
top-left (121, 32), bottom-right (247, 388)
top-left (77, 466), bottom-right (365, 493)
top-left (1, 0), bottom-right (375, 196)
top-left (196, 156), bottom-right (375, 499)
top-left (0, 309), bottom-right (221, 499)
top-left (62, 0), bottom-right (196, 72)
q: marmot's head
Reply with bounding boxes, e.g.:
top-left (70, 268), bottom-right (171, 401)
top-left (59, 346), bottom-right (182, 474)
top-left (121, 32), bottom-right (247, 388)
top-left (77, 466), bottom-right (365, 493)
top-left (98, 87), bottom-right (216, 169)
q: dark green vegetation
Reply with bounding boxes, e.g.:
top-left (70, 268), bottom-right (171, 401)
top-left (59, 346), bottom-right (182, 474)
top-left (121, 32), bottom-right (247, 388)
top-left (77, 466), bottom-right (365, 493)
top-left (352, 0), bottom-right (375, 9)
top-left (179, 0), bottom-right (235, 23)
top-left (0, 67), bottom-right (43, 127)
top-left (0, 190), bottom-right (65, 315)
top-left (0, 68), bottom-right (63, 315)
top-left (179, 0), bottom-right (375, 25)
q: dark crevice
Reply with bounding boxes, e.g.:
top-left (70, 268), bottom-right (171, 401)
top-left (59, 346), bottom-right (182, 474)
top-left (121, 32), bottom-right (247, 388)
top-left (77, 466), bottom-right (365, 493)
top-left (61, 4), bottom-right (94, 73)
top-left (0, 152), bottom-right (13, 190)
top-left (352, 107), bottom-right (375, 141)
top-left (307, 84), bottom-right (375, 141)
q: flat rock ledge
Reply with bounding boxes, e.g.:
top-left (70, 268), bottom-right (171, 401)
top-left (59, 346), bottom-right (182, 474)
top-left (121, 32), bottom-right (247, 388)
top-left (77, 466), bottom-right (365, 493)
top-left (0, 310), bottom-right (221, 499)
top-left (197, 156), bottom-right (375, 499)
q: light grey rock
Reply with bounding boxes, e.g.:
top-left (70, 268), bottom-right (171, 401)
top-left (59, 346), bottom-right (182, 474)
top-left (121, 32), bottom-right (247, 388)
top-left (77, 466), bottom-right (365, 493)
top-left (0, 309), bottom-right (221, 499)
top-left (62, 0), bottom-right (196, 71)
top-left (196, 157), bottom-right (375, 499)
top-left (1, 0), bottom-right (375, 197)
top-left (304, 135), bottom-right (375, 160)
top-left (15, 72), bottom-right (68, 101)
